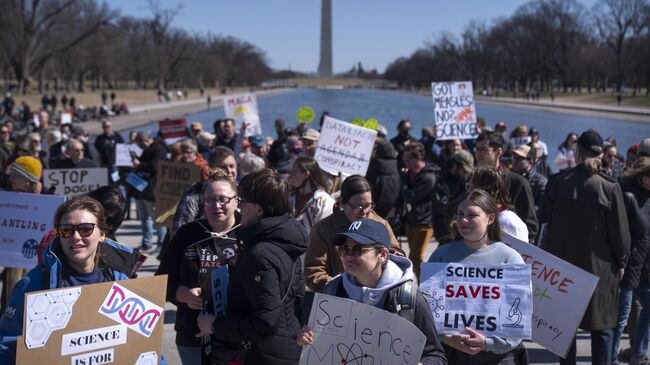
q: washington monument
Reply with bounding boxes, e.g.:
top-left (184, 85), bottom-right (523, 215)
top-left (318, 0), bottom-right (333, 78)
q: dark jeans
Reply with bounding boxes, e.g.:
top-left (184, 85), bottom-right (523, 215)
top-left (561, 329), bottom-right (613, 365)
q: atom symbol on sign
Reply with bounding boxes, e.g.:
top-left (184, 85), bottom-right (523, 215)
top-left (337, 343), bottom-right (374, 364)
top-left (422, 290), bottom-right (445, 318)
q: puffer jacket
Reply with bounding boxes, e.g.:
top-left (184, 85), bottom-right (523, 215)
top-left (0, 238), bottom-right (143, 364)
top-left (621, 180), bottom-right (650, 289)
top-left (400, 163), bottom-right (440, 227)
top-left (210, 214), bottom-right (308, 365)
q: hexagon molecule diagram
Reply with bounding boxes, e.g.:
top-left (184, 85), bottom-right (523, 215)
top-left (134, 351), bottom-right (158, 365)
top-left (25, 287), bottom-right (81, 349)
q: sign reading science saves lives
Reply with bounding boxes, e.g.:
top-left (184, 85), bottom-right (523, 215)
top-left (314, 116), bottom-right (377, 177)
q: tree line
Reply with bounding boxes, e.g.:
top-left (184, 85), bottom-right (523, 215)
top-left (0, 0), bottom-right (272, 94)
top-left (385, 0), bottom-right (650, 95)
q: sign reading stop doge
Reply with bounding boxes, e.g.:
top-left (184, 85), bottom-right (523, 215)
top-left (314, 116), bottom-right (377, 177)
top-left (44, 168), bottom-right (108, 197)
top-left (0, 192), bottom-right (64, 269)
top-left (154, 160), bottom-right (201, 225)
top-left (17, 276), bottom-right (166, 365)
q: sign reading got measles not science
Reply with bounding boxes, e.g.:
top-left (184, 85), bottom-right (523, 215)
top-left (314, 116), bottom-right (377, 177)
top-left (431, 81), bottom-right (478, 141)
top-left (0, 191), bottom-right (65, 269)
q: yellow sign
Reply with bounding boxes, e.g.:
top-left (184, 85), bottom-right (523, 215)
top-left (296, 106), bottom-right (315, 124)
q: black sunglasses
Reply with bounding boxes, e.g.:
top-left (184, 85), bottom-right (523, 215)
top-left (58, 223), bottom-right (96, 238)
top-left (337, 245), bottom-right (378, 257)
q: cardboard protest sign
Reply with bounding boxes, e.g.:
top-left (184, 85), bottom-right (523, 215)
top-left (314, 116), bottom-right (377, 177)
top-left (431, 81), bottom-right (478, 140)
top-left (114, 143), bottom-right (142, 167)
top-left (44, 168), bottom-right (108, 197)
top-left (420, 262), bottom-right (532, 339)
top-left (299, 293), bottom-right (426, 365)
top-left (154, 160), bottom-right (201, 226)
top-left (159, 118), bottom-right (188, 144)
top-left (502, 234), bottom-right (599, 357)
top-left (224, 93), bottom-right (262, 137)
top-left (16, 276), bottom-right (166, 364)
top-left (0, 192), bottom-right (65, 269)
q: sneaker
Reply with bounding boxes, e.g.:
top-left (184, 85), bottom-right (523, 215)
top-left (137, 244), bottom-right (155, 253)
top-left (631, 355), bottom-right (649, 365)
top-left (620, 347), bottom-right (633, 362)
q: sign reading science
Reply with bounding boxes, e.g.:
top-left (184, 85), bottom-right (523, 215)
top-left (0, 192), bottom-right (64, 269)
top-left (420, 262), bottom-right (532, 339)
top-left (314, 116), bottom-right (377, 177)
top-left (431, 81), bottom-right (478, 140)
top-left (224, 93), bottom-right (262, 137)
top-left (16, 276), bottom-right (166, 365)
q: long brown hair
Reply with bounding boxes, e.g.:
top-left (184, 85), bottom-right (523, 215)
top-left (293, 157), bottom-right (329, 192)
top-left (458, 189), bottom-right (502, 242)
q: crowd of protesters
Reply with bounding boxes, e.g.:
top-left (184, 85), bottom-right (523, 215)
top-left (0, 100), bottom-right (648, 365)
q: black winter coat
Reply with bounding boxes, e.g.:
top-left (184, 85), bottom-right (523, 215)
top-left (366, 157), bottom-right (400, 218)
top-left (211, 214), bottom-right (308, 365)
top-left (502, 167), bottom-right (539, 242)
top-left (400, 163), bottom-right (440, 228)
top-left (621, 180), bottom-right (650, 289)
top-left (131, 138), bottom-right (168, 201)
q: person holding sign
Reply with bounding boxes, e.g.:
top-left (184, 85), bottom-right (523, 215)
top-left (428, 189), bottom-right (527, 364)
top-left (297, 219), bottom-right (448, 365)
top-left (0, 196), bottom-right (143, 364)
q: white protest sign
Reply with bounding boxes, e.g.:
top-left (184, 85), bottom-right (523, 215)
top-left (114, 143), bottom-right (142, 167)
top-left (224, 93), bottom-right (262, 137)
top-left (431, 81), bottom-right (478, 140)
top-left (314, 116), bottom-right (377, 177)
top-left (61, 113), bottom-right (72, 125)
top-left (299, 293), bottom-right (426, 365)
top-left (420, 262), bottom-right (532, 339)
top-left (44, 168), bottom-right (108, 197)
top-left (502, 233), bottom-right (599, 357)
top-left (98, 282), bottom-right (163, 338)
top-left (0, 192), bottom-right (65, 269)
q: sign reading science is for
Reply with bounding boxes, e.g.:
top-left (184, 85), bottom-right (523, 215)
top-left (314, 116), bottom-right (377, 177)
top-left (16, 276), bottom-right (166, 365)
top-left (420, 262), bottom-right (532, 339)
top-left (431, 81), bottom-right (478, 140)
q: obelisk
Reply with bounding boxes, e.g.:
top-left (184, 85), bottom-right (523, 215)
top-left (318, 0), bottom-right (333, 78)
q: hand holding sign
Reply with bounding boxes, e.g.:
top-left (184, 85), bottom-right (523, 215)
top-left (196, 312), bottom-right (215, 337)
top-left (296, 326), bottom-right (314, 347)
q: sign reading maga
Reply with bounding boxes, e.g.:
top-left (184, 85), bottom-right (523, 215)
top-left (154, 160), bottom-right (201, 225)
top-left (502, 233), bottom-right (599, 357)
top-left (224, 93), bottom-right (262, 137)
top-left (431, 81), bottom-right (478, 140)
top-left (16, 275), bottom-right (167, 364)
top-left (420, 262), bottom-right (532, 339)
top-left (314, 116), bottom-right (377, 177)
top-left (44, 168), bottom-right (108, 197)
top-left (299, 293), bottom-right (426, 365)
top-left (0, 192), bottom-right (64, 269)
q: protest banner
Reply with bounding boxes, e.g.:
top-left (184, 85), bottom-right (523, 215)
top-left (16, 275), bottom-right (166, 364)
top-left (0, 192), bottom-right (65, 269)
top-left (299, 293), bottom-right (426, 365)
top-left (44, 168), bottom-right (108, 197)
top-left (223, 93), bottom-right (262, 137)
top-left (60, 113), bottom-right (72, 125)
top-left (159, 118), bottom-right (188, 144)
top-left (114, 143), bottom-right (142, 167)
top-left (154, 160), bottom-right (201, 226)
top-left (420, 262), bottom-right (532, 339)
top-left (314, 116), bottom-right (377, 177)
top-left (502, 233), bottom-right (599, 357)
top-left (431, 81), bottom-right (478, 140)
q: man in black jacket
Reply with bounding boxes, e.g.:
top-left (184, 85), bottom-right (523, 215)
top-left (475, 131), bottom-right (538, 242)
top-left (400, 142), bottom-right (439, 281)
top-left (390, 119), bottom-right (417, 169)
top-left (94, 120), bottom-right (124, 180)
top-left (132, 132), bottom-right (168, 252)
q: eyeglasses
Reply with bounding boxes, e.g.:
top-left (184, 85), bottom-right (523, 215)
top-left (347, 202), bottom-right (375, 214)
top-left (205, 196), bottom-right (237, 206)
top-left (337, 245), bottom-right (378, 257)
top-left (474, 146), bottom-right (493, 154)
top-left (58, 223), bottom-right (96, 238)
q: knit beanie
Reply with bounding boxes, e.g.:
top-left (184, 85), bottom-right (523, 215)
top-left (11, 156), bottom-right (42, 183)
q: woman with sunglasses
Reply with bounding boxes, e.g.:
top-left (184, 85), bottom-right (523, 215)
top-left (297, 218), bottom-right (447, 365)
top-left (0, 196), bottom-right (143, 364)
top-left (305, 175), bottom-right (403, 292)
top-left (288, 157), bottom-right (335, 234)
top-left (196, 169), bottom-right (307, 365)
top-left (156, 172), bottom-right (241, 365)
top-left (428, 189), bottom-right (526, 365)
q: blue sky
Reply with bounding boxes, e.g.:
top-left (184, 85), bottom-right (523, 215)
top-left (110, 0), bottom-right (598, 74)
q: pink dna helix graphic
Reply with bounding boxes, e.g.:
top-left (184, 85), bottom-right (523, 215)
top-left (100, 285), bottom-right (161, 336)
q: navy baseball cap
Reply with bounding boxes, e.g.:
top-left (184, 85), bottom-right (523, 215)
top-left (333, 219), bottom-right (391, 248)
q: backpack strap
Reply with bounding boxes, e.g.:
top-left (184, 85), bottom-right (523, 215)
top-left (391, 279), bottom-right (417, 323)
top-left (323, 274), bottom-right (343, 296)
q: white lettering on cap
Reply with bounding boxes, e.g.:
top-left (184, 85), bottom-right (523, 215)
top-left (349, 221), bottom-right (362, 231)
